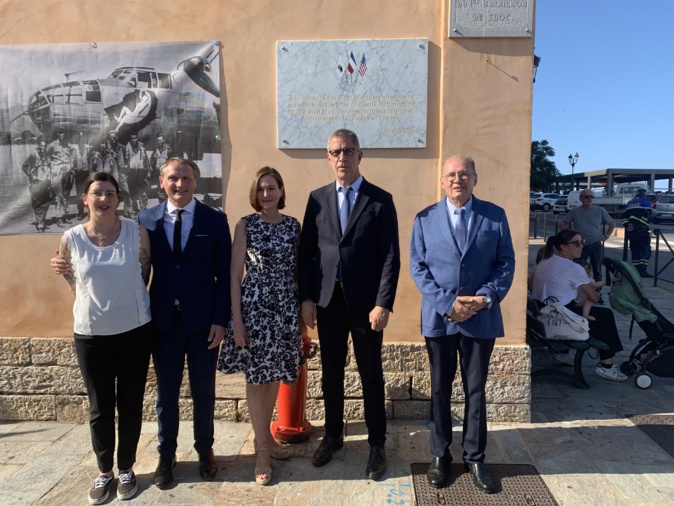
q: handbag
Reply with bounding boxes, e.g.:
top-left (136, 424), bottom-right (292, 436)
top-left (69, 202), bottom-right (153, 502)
top-left (538, 302), bottom-right (590, 341)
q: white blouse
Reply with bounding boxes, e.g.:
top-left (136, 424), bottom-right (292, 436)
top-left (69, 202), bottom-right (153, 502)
top-left (65, 218), bottom-right (151, 336)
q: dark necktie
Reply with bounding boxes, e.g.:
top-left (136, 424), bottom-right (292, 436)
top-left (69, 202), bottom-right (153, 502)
top-left (454, 208), bottom-right (466, 250)
top-left (173, 209), bottom-right (184, 260)
top-left (339, 187), bottom-right (353, 235)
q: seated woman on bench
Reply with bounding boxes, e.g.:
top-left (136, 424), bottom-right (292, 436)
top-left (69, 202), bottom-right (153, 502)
top-left (529, 229), bottom-right (627, 382)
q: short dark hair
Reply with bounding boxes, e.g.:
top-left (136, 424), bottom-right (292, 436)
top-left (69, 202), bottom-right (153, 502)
top-left (83, 172), bottom-right (120, 196)
top-left (160, 157), bottom-right (199, 178)
top-left (636, 188), bottom-right (647, 197)
top-left (328, 129), bottom-right (360, 150)
top-left (249, 166), bottom-right (286, 211)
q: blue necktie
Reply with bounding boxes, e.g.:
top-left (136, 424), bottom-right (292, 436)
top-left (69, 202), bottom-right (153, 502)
top-left (454, 208), bottom-right (466, 250)
top-left (339, 187), bottom-right (353, 235)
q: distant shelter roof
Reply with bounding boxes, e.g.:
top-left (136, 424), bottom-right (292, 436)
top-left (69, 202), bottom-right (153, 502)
top-left (557, 168), bottom-right (674, 194)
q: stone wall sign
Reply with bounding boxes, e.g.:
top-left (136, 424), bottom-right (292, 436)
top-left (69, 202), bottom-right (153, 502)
top-left (277, 39), bottom-right (428, 149)
top-left (449, 0), bottom-right (533, 38)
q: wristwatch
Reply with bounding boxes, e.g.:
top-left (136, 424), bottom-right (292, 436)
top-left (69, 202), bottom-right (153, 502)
top-left (481, 294), bottom-right (492, 307)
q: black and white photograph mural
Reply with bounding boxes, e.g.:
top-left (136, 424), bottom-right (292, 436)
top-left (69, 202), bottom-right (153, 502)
top-left (0, 40), bottom-right (222, 234)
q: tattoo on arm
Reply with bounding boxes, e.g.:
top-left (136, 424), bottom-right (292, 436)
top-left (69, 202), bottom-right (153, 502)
top-left (140, 246), bottom-right (151, 285)
top-left (59, 241), bottom-right (76, 296)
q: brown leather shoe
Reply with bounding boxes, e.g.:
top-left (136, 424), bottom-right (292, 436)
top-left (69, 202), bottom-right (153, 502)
top-left (311, 436), bottom-right (343, 467)
top-left (153, 455), bottom-right (176, 489)
top-left (198, 449), bottom-right (218, 481)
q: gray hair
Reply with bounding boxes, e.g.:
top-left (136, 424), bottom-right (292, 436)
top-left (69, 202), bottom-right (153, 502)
top-left (327, 129), bottom-right (360, 150)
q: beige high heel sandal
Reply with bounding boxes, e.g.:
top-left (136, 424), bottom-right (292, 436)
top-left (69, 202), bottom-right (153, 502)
top-left (254, 446), bottom-right (272, 486)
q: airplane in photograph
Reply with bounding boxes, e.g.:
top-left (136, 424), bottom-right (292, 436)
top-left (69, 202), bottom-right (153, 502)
top-left (10, 42), bottom-right (221, 159)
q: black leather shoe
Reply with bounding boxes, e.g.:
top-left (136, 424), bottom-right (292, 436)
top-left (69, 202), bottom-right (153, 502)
top-left (427, 455), bottom-right (452, 488)
top-left (366, 446), bottom-right (387, 480)
top-left (153, 455), bottom-right (177, 489)
top-left (198, 449), bottom-right (218, 481)
top-left (312, 436), bottom-right (343, 467)
top-left (464, 462), bottom-right (496, 494)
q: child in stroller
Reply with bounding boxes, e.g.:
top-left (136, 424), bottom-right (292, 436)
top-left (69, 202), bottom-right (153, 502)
top-left (603, 257), bottom-right (674, 388)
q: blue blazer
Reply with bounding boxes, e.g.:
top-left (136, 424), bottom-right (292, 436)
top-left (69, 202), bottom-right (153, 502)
top-left (410, 196), bottom-right (515, 338)
top-left (138, 200), bottom-right (231, 333)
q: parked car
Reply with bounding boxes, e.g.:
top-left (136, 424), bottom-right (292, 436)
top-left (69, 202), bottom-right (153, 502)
top-left (651, 194), bottom-right (674, 223)
top-left (552, 196), bottom-right (568, 214)
top-left (531, 193), bottom-right (561, 212)
top-left (530, 191), bottom-right (543, 208)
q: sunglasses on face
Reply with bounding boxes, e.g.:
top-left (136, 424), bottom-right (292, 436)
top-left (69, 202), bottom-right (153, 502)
top-left (566, 240), bottom-right (584, 247)
top-left (582, 196), bottom-right (595, 200)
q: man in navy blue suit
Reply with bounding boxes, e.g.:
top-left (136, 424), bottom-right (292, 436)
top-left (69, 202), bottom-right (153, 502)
top-left (138, 157), bottom-right (231, 488)
top-left (410, 155), bottom-right (515, 493)
top-left (299, 129), bottom-right (400, 481)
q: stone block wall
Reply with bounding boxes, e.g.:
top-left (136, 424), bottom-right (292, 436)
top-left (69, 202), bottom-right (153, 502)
top-left (0, 337), bottom-right (531, 424)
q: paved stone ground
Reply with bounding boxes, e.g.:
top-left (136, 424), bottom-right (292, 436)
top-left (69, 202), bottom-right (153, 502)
top-left (1, 237), bottom-right (673, 505)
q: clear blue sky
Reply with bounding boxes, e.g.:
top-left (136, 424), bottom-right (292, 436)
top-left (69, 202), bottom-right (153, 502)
top-left (532, 1), bottom-right (673, 187)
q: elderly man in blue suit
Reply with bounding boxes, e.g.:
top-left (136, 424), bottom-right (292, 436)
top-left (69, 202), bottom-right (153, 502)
top-left (410, 155), bottom-right (515, 493)
top-left (138, 157), bottom-right (231, 489)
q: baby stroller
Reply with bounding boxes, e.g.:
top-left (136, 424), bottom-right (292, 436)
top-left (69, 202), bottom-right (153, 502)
top-left (602, 257), bottom-right (674, 388)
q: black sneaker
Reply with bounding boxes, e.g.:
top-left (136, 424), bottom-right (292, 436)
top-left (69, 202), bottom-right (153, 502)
top-left (88, 474), bottom-right (114, 505)
top-left (117, 470), bottom-right (138, 500)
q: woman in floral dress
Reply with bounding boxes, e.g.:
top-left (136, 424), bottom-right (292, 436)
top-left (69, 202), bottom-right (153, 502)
top-left (218, 166), bottom-right (303, 485)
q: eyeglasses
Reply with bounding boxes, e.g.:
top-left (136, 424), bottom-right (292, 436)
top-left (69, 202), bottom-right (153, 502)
top-left (444, 172), bottom-right (473, 181)
top-left (328, 147), bottom-right (358, 158)
top-left (566, 240), bottom-right (584, 247)
top-left (88, 191), bottom-right (118, 199)
top-left (582, 196), bottom-right (595, 200)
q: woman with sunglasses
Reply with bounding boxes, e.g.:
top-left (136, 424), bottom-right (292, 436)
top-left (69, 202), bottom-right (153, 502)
top-left (529, 229), bottom-right (627, 382)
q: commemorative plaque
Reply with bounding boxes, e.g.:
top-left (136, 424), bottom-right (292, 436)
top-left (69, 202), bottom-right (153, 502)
top-left (277, 39), bottom-right (428, 149)
top-left (449, 0), bottom-right (534, 38)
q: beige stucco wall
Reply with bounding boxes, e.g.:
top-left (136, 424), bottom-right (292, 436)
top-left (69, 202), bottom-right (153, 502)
top-left (0, 0), bottom-right (531, 348)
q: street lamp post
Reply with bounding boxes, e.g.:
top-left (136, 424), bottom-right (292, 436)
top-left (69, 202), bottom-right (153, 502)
top-left (568, 152), bottom-right (579, 174)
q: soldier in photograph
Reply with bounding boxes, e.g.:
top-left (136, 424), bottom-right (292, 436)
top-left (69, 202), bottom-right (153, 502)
top-left (48, 129), bottom-right (74, 227)
top-left (124, 133), bottom-right (152, 218)
top-left (22, 137), bottom-right (53, 233)
top-left (71, 133), bottom-right (93, 220)
top-left (150, 133), bottom-right (172, 204)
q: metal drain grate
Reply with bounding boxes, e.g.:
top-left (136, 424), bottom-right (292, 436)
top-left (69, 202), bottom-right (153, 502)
top-left (629, 414), bottom-right (674, 459)
top-left (411, 463), bottom-right (558, 506)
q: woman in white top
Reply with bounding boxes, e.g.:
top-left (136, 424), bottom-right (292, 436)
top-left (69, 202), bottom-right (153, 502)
top-left (530, 229), bottom-right (627, 382)
top-left (53, 172), bottom-right (153, 504)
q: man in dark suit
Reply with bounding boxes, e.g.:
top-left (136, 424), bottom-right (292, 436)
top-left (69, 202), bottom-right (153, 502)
top-left (409, 155), bottom-right (515, 493)
top-left (138, 157), bottom-right (231, 488)
top-left (299, 129), bottom-right (400, 481)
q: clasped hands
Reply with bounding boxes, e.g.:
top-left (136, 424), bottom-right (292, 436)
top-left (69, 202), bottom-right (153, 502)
top-left (448, 295), bottom-right (486, 323)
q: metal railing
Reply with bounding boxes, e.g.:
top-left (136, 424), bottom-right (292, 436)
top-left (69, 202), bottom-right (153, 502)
top-left (530, 210), bottom-right (563, 241)
top-left (622, 227), bottom-right (674, 286)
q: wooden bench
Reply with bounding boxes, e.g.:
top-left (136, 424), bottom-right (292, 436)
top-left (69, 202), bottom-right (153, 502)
top-left (526, 298), bottom-right (610, 389)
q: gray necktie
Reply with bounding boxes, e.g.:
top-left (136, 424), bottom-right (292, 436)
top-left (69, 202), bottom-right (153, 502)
top-left (339, 187), bottom-right (353, 235)
top-left (454, 208), bottom-right (466, 249)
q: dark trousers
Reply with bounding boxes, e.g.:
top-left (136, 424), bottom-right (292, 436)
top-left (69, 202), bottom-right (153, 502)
top-left (626, 229), bottom-right (651, 270)
top-left (153, 309), bottom-right (218, 457)
top-left (74, 322), bottom-right (153, 472)
top-left (580, 241), bottom-right (603, 282)
top-left (425, 334), bottom-right (494, 464)
top-left (567, 304), bottom-right (623, 361)
top-left (316, 283), bottom-right (386, 447)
